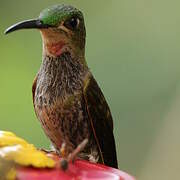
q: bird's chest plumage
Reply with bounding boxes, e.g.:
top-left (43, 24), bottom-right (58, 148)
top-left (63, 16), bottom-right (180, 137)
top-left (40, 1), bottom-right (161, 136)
top-left (35, 91), bottom-right (89, 152)
top-left (33, 54), bottom-right (94, 153)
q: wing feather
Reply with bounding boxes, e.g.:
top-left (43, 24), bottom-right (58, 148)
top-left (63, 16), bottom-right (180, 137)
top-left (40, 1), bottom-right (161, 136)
top-left (32, 75), bottom-right (38, 105)
top-left (83, 74), bottom-right (118, 168)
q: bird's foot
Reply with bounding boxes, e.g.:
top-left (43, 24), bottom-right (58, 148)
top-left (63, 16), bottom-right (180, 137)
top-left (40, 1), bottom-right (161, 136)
top-left (59, 139), bottom-right (88, 171)
top-left (68, 138), bottom-right (88, 163)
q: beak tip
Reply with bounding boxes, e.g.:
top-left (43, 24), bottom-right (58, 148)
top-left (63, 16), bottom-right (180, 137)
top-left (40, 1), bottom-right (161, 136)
top-left (4, 30), bottom-right (9, 35)
top-left (4, 26), bottom-right (14, 35)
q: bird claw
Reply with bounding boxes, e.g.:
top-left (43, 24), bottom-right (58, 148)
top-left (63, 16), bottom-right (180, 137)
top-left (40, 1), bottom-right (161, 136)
top-left (68, 138), bottom-right (88, 163)
top-left (59, 138), bottom-right (88, 171)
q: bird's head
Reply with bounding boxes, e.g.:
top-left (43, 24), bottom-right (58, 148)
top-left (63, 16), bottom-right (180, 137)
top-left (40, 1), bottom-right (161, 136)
top-left (5, 5), bottom-right (86, 57)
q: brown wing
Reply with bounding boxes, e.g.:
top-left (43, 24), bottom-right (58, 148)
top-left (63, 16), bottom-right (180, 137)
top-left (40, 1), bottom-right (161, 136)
top-left (32, 75), bottom-right (38, 105)
top-left (83, 74), bottom-right (118, 168)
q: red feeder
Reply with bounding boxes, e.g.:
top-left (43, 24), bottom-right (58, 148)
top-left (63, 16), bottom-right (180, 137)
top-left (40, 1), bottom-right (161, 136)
top-left (17, 154), bottom-right (135, 180)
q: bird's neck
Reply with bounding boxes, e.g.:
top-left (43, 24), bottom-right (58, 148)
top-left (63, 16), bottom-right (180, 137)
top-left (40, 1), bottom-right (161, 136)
top-left (38, 52), bottom-right (88, 97)
top-left (41, 33), bottom-right (85, 60)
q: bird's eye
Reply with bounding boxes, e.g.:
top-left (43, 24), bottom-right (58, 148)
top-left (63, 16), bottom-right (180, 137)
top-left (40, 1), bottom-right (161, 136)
top-left (64, 17), bottom-right (80, 30)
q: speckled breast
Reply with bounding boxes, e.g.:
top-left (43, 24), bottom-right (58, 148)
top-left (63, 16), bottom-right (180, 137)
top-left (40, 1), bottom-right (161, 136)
top-left (33, 53), bottom-right (96, 155)
top-left (34, 92), bottom-right (91, 153)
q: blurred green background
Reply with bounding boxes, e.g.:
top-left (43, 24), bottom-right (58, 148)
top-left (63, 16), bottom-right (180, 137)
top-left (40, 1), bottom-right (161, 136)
top-left (1, 0), bottom-right (180, 179)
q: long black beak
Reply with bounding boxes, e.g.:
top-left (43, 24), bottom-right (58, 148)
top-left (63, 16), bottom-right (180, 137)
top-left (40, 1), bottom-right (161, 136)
top-left (5, 19), bottom-right (52, 34)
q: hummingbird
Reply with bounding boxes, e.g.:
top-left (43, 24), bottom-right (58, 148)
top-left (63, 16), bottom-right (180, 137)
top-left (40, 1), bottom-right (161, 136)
top-left (5, 4), bottom-right (118, 168)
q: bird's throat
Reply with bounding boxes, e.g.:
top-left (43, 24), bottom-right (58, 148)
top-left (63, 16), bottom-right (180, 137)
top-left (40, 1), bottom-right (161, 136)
top-left (38, 52), bottom-right (87, 99)
top-left (46, 41), bottom-right (65, 57)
